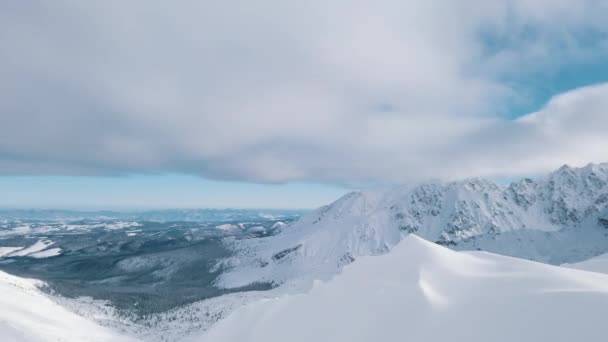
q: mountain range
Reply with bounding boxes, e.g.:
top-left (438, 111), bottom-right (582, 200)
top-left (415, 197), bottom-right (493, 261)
top-left (218, 162), bottom-right (608, 288)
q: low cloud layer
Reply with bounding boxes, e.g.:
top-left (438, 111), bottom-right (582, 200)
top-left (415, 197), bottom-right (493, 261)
top-left (1, 1), bottom-right (608, 183)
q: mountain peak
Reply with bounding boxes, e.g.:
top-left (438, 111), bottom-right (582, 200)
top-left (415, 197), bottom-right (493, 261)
top-left (218, 162), bottom-right (608, 289)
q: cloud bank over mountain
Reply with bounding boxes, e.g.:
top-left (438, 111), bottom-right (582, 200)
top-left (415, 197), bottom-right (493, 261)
top-left (1, 1), bottom-right (608, 183)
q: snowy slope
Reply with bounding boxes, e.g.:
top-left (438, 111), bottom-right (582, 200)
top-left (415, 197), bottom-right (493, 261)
top-left (0, 247), bottom-right (23, 257)
top-left (6, 240), bottom-right (55, 257)
top-left (218, 162), bottom-right (608, 288)
top-left (0, 271), bottom-right (136, 342)
top-left (202, 235), bottom-right (608, 342)
top-left (564, 253), bottom-right (608, 274)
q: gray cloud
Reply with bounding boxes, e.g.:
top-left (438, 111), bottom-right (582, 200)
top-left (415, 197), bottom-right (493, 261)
top-left (1, 1), bottom-right (608, 183)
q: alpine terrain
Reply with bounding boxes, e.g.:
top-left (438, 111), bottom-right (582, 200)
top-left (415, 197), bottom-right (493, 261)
top-left (218, 163), bottom-right (608, 289)
top-left (202, 235), bottom-right (608, 342)
top-left (2, 163), bottom-right (608, 341)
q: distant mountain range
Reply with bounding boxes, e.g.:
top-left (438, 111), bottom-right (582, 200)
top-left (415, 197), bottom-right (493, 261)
top-left (0, 208), bottom-right (308, 223)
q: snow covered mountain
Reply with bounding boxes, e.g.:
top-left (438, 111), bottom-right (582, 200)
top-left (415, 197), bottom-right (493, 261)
top-left (203, 235), bottom-right (608, 342)
top-left (218, 162), bottom-right (608, 288)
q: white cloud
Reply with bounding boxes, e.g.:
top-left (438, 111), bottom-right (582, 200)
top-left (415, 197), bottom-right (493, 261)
top-left (0, 1), bottom-right (607, 183)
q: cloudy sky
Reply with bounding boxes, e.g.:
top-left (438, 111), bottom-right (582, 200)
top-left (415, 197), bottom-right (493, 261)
top-left (1, 1), bottom-right (608, 209)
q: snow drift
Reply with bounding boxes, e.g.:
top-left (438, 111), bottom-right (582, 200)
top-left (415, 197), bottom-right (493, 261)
top-left (203, 235), bottom-right (608, 342)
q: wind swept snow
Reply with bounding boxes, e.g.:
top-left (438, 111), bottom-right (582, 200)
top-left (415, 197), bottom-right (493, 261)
top-left (201, 235), bottom-right (608, 342)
